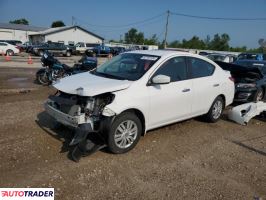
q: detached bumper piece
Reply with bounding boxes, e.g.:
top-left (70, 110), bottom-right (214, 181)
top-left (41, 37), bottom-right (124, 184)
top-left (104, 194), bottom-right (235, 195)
top-left (70, 124), bottom-right (106, 162)
top-left (228, 101), bottom-right (266, 125)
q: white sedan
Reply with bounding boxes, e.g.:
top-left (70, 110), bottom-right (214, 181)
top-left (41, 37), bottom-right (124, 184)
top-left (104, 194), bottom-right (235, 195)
top-left (0, 42), bottom-right (20, 56)
top-left (45, 50), bottom-right (235, 154)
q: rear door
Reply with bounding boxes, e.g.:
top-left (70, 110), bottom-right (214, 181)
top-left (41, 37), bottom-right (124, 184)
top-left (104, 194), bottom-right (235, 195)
top-left (187, 57), bottom-right (221, 115)
top-left (147, 56), bottom-right (193, 128)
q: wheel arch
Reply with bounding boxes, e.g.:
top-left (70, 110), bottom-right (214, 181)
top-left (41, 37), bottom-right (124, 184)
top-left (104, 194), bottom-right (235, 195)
top-left (119, 108), bottom-right (146, 136)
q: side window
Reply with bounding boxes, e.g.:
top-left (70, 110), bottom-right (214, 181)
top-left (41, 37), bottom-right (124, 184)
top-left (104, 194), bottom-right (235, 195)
top-left (0, 43), bottom-right (7, 46)
top-left (153, 57), bottom-right (187, 82)
top-left (189, 57), bottom-right (215, 78)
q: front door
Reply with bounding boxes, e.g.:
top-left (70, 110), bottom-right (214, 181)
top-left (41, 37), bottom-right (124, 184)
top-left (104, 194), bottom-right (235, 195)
top-left (147, 56), bottom-right (193, 129)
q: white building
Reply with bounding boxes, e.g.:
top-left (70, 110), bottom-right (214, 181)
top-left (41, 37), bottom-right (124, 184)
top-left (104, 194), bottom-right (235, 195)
top-left (29, 25), bottom-right (104, 45)
top-left (0, 23), bottom-right (46, 43)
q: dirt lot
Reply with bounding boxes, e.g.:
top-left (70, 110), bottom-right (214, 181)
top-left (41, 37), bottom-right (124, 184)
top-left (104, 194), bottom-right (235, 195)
top-left (0, 66), bottom-right (266, 200)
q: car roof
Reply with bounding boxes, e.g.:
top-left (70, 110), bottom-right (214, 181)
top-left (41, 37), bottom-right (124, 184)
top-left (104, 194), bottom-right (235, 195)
top-left (126, 50), bottom-right (196, 57)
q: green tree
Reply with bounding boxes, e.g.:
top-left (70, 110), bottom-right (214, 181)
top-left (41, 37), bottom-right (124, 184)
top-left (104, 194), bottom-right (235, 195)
top-left (144, 34), bottom-right (159, 45)
top-left (209, 33), bottom-right (230, 51)
top-left (124, 28), bottom-right (144, 44)
top-left (9, 18), bottom-right (29, 25)
top-left (51, 20), bottom-right (65, 28)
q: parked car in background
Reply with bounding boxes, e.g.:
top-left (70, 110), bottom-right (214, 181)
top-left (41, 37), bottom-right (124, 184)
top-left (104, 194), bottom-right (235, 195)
top-left (207, 53), bottom-right (237, 63)
top-left (198, 51), bottom-right (209, 56)
top-left (32, 42), bottom-right (73, 57)
top-left (237, 53), bottom-right (266, 61)
top-left (44, 50), bottom-right (234, 157)
top-left (0, 42), bottom-right (20, 56)
top-left (0, 40), bottom-right (23, 52)
top-left (216, 60), bottom-right (266, 102)
top-left (110, 46), bottom-right (126, 56)
top-left (92, 44), bottom-right (110, 56)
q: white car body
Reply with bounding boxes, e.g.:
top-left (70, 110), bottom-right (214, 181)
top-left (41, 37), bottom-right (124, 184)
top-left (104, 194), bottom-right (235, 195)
top-left (0, 42), bottom-right (20, 55)
top-left (50, 50), bottom-right (234, 132)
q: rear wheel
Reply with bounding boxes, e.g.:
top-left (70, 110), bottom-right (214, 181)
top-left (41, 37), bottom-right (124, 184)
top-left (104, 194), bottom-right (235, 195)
top-left (38, 50), bottom-right (44, 57)
top-left (37, 72), bottom-right (49, 85)
top-left (204, 96), bottom-right (224, 123)
top-left (108, 112), bottom-right (142, 154)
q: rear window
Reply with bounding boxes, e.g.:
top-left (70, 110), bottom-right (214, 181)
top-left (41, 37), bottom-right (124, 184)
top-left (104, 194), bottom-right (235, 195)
top-left (188, 57), bottom-right (215, 78)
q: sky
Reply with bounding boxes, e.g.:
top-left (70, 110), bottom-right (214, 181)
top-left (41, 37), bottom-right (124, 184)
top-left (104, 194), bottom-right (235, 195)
top-left (0, 0), bottom-right (266, 48)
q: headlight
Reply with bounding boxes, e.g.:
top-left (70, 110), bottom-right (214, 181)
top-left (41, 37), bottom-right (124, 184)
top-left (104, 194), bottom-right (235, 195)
top-left (236, 83), bottom-right (256, 88)
top-left (102, 107), bottom-right (116, 116)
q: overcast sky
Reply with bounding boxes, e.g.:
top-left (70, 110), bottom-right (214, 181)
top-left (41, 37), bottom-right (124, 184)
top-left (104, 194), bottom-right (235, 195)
top-left (0, 0), bottom-right (265, 48)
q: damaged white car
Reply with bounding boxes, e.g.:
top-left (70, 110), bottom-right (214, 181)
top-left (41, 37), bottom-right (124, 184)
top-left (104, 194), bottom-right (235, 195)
top-left (44, 50), bottom-right (234, 160)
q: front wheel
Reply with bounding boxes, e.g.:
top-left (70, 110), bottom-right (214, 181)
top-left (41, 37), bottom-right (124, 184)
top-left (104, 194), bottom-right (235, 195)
top-left (204, 96), bottom-right (224, 123)
top-left (107, 112), bottom-right (142, 154)
top-left (36, 71), bottom-right (49, 85)
top-left (6, 49), bottom-right (14, 56)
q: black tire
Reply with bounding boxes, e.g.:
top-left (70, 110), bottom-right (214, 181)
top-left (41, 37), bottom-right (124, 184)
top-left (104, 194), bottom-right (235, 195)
top-left (6, 49), bottom-right (14, 56)
top-left (108, 112), bottom-right (142, 154)
top-left (38, 50), bottom-right (44, 57)
top-left (36, 72), bottom-right (49, 85)
top-left (66, 51), bottom-right (71, 57)
top-left (204, 96), bottom-right (224, 123)
top-left (254, 87), bottom-right (264, 102)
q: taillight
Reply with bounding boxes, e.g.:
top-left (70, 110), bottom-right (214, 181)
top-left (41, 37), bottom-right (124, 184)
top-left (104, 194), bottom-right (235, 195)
top-left (229, 76), bottom-right (235, 82)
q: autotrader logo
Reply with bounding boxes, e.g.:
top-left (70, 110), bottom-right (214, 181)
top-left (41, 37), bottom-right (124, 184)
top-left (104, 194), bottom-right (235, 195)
top-left (0, 188), bottom-right (54, 200)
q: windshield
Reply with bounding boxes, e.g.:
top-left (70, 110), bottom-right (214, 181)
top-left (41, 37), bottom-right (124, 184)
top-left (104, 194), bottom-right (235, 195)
top-left (94, 53), bottom-right (160, 81)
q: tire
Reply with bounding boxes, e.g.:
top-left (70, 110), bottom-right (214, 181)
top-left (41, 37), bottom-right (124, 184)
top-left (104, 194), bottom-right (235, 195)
top-left (107, 112), bottom-right (142, 154)
top-left (36, 72), bottom-right (49, 85)
top-left (204, 96), bottom-right (224, 123)
top-left (254, 87), bottom-right (264, 102)
top-left (66, 51), bottom-right (71, 57)
top-left (6, 49), bottom-right (14, 56)
top-left (38, 50), bottom-right (44, 57)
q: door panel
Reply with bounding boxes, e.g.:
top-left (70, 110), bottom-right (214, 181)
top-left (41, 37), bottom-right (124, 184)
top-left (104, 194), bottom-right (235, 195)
top-left (148, 80), bottom-right (192, 128)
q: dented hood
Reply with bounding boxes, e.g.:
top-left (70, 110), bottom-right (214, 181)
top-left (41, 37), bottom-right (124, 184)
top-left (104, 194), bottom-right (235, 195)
top-left (53, 72), bottom-right (132, 96)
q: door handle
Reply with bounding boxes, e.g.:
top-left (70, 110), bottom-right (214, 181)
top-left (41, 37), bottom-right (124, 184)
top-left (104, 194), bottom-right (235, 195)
top-left (213, 84), bottom-right (220, 87)
top-left (182, 88), bottom-right (190, 92)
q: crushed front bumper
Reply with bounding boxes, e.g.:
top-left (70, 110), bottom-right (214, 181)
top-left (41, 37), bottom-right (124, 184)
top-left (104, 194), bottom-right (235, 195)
top-left (44, 101), bottom-right (92, 128)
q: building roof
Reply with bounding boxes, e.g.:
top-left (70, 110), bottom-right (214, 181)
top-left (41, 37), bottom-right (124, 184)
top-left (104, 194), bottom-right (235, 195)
top-left (29, 25), bottom-right (104, 40)
top-left (0, 22), bottom-right (47, 32)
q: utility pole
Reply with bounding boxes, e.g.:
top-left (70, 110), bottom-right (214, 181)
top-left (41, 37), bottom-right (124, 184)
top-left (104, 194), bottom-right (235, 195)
top-left (72, 16), bottom-right (75, 26)
top-left (163, 10), bottom-right (170, 49)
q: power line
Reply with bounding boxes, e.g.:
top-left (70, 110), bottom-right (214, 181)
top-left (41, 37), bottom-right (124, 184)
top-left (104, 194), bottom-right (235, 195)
top-left (170, 11), bottom-right (266, 21)
top-left (74, 12), bottom-right (166, 28)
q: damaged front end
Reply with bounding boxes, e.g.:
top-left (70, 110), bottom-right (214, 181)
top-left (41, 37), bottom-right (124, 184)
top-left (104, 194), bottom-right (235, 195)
top-left (44, 91), bottom-right (115, 161)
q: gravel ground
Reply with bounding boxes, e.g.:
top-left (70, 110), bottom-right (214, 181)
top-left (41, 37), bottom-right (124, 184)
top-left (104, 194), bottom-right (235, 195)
top-left (0, 67), bottom-right (265, 200)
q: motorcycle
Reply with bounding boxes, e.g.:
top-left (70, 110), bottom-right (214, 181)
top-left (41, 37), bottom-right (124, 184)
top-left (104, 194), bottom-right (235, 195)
top-left (36, 51), bottom-right (97, 85)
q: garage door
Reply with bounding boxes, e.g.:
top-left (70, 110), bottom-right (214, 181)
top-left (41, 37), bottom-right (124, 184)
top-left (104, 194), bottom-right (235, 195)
top-left (0, 31), bottom-right (12, 40)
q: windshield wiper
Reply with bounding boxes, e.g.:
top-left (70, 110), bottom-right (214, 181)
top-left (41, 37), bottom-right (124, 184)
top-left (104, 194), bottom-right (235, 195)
top-left (91, 71), bottom-right (126, 80)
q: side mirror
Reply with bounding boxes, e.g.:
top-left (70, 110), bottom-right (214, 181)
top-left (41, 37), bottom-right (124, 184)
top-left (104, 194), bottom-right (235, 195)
top-left (151, 74), bottom-right (171, 85)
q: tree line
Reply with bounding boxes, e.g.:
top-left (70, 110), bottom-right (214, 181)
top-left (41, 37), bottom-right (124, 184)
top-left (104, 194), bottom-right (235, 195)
top-left (113, 28), bottom-right (264, 53)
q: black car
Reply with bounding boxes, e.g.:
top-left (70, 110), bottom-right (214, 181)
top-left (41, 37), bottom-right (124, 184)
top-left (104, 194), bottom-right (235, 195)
top-left (109, 47), bottom-right (126, 56)
top-left (216, 60), bottom-right (266, 103)
top-left (237, 53), bottom-right (266, 61)
top-left (32, 42), bottom-right (73, 57)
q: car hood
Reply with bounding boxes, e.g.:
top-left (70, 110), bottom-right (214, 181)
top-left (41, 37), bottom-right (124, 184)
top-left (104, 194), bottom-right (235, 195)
top-left (53, 72), bottom-right (132, 96)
